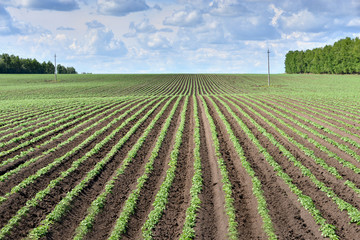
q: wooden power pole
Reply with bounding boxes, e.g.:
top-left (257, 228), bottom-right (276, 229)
top-left (267, 49), bottom-right (270, 86)
top-left (54, 54), bottom-right (57, 82)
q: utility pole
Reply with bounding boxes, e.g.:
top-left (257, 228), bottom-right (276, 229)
top-left (54, 54), bottom-right (57, 82)
top-left (267, 49), bottom-right (270, 86)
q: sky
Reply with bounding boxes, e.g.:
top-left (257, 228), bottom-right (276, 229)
top-left (0, 0), bottom-right (360, 74)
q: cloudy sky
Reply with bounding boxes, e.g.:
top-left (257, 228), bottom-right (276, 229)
top-left (1, 0), bottom-right (360, 73)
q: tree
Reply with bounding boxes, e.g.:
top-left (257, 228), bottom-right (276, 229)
top-left (284, 37), bottom-right (360, 74)
top-left (57, 64), bottom-right (67, 74)
top-left (66, 66), bottom-right (77, 74)
top-left (0, 53), bottom-right (77, 74)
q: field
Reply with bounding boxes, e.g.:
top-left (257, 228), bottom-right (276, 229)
top-left (1, 73), bottom-right (360, 239)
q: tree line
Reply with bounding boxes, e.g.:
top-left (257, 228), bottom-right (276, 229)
top-left (0, 53), bottom-right (77, 74)
top-left (285, 37), bottom-right (360, 74)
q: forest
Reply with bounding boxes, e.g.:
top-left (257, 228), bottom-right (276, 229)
top-left (285, 37), bottom-right (360, 74)
top-left (0, 53), bottom-right (77, 74)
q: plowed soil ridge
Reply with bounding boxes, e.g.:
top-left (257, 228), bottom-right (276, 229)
top-left (0, 100), bottom-right (136, 181)
top-left (227, 96), bottom-right (360, 239)
top-left (1, 98), bottom-right (165, 239)
top-left (194, 95), bottom-right (223, 239)
top-left (46, 97), bottom-right (174, 240)
top-left (211, 96), bottom-right (325, 239)
top-left (0, 100), bottom-right (140, 195)
top-left (0, 99), bottom-right (158, 232)
top-left (152, 97), bottom-right (194, 239)
top-left (0, 101), bottom-right (103, 139)
top-left (121, 97), bottom-right (184, 240)
top-left (0, 102), bottom-right (121, 160)
top-left (2, 74), bottom-right (360, 239)
top-left (250, 97), bottom-right (360, 170)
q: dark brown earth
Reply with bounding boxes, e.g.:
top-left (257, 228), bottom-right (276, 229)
top-left (1, 85), bottom-right (360, 240)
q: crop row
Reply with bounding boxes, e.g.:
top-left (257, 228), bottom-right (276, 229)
top-left (115, 74), bottom-right (247, 96)
top-left (235, 96), bottom-right (360, 194)
top-left (248, 97), bottom-right (360, 173)
top-left (141, 96), bottom-right (189, 239)
top-left (27, 97), bottom-right (167, 239)
top-left (210, 96), bottom-right (340, 239)
top-left (73, 96), bottom-right (179, 240)
top-left (0, 98), bottom-right (143, 194)
top-left (0, 101), bottom-right (85, 130)
top-left (0, 101), bottom-right (123, 157)
top-left (0, 101), bottom-right (89, 139)
top-left (0, 97), bottom-right (161, 238)
top-left (0, 98), bottom-right (137, 171)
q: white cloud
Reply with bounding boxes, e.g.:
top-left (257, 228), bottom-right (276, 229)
top-left (138, 33), bottom-right (171, 50)
top-left (0, 5), bottom-right (47, 35)
top-left (57, 26), bottom-right (75, 30)
top-left (278, 9), bottom-right (326, 33)
top-left (193, 48), bottom-right (229, 60)
top-left (70, 21), bottom-right (127, 56)
top-left (124, 18), bottom-right (172, 38)
top-left (209, 0), bottom-right (249, 17)
top-left (86, 20), bottom-right (105, 29)
top-left (14, 0), bottom-right (79, 11)
top-left (163, 9), bottom-right (203, 27)
top-left (153, 4), bottom-right (161, 11)
top-left (126, 18), bottom-right (156, 36)
top-left (175, 19), bottom-right (227, 49)
top-left (97, 0), bottom-right (149, 16)
top-left (225, 15), bottom-right (280, 40)
top-left (0, 5), bottom-right (18, 35)
top-left (347, 18), bottom-right (360, 27)
top-left (269, 4), bottom-right (283, 26)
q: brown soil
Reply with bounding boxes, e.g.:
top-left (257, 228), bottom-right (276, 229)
top-left (0, 102), bottom-right (121, 160)
top-left (1, 78), bottom-right (360, 240)
top-left (45, 97), bottom-right (176, 240)
top-left (0, 98), bottom-right (159, 233)
top-left (227, 96), bottom-right (360, 239)
top-left (152, 97), bottom-right (194, 239)
top-left (209, 96), bottom-right (325, 240)
top-left (0, 100), bottom-right (140, 194)
top-left (249, 96), bottom-right (360, 172)
top-left (195, 96), bottom-right (230, 239)
top-left (120, 97), bottom-right (184, 239)
top-left (1, 98), bottom-right (165, 239)
top-left (265, 96), bottom-right (360, 135)
top-left (0, 102), bottom-right (102, 142)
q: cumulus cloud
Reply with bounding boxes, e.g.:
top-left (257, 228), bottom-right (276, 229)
top-left (0, 5), bottom-right (48, 35)
top-left (178, 0), bottom-right (209, 9)
top-left (176, 20), bottom-right (227, 49)
top-left (278, 9), bottom-right (327, 33)
top-left (97, 0), bottom-right (150, 16)
top-left (124, 18), bottom-right (172, 38)
top-left (209, 0), bottom-right (249, 17)
top-left (86, 20), bottom-right (105, 29)
top-left (0, 5), bottom-right (19, 35)
top-left (14, 0), bottom-right (79, 11)
top-left (347, 18), bottom-right (360, 27)
top-left (226, 15), bottom-right (280, 40)
top-left (139, 33), bottom-right (171, 50)
top-left (70, 20), bottom-right (127, 56)
top-left (269, 4), bottom-right (283, 27)
top-left (57, 26), bottom-right (75, 30)
top-left (153, 4), bottom-right (161, 11)
top-left (163, 9), bottom-right (203, 27)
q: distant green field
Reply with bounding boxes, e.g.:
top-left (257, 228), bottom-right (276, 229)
top-left (0, 74), bottom-right (359, 110)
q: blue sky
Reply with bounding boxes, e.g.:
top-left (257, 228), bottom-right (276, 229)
top-left (0, 0), bottom-right (360, 73)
